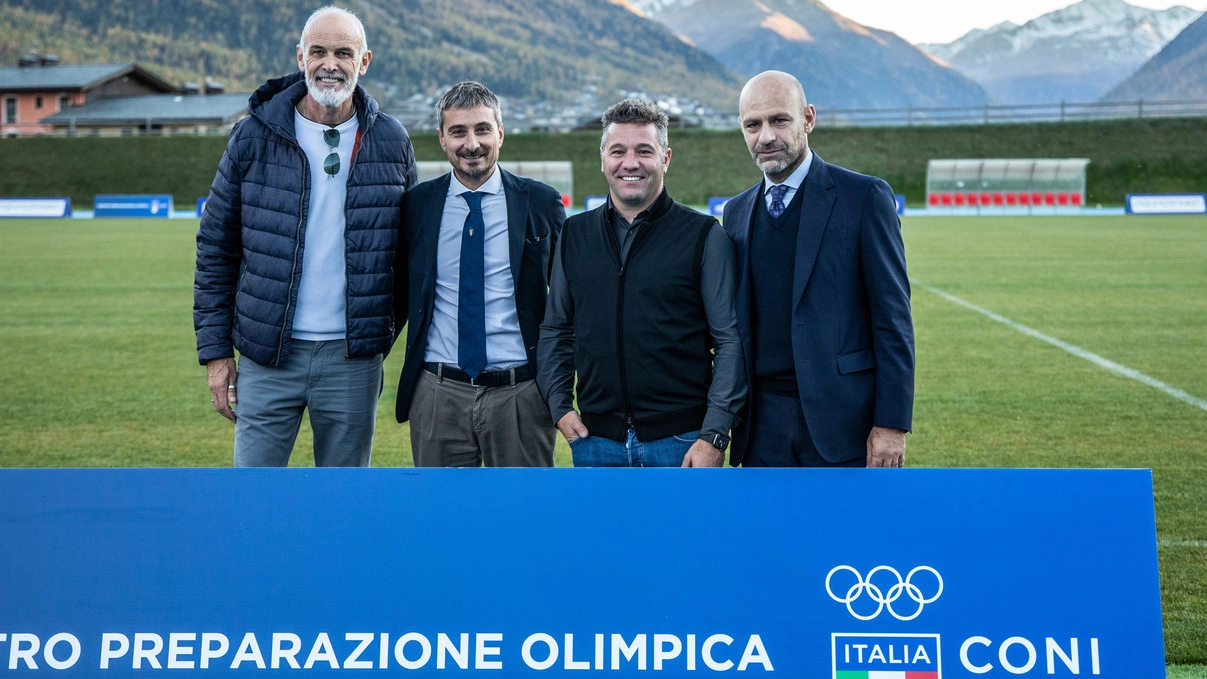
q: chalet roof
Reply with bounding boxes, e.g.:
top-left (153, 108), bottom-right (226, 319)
top-left (42, 93), bottom-right (250, 127)
top-left (0, 63), bottom-right (176, 93)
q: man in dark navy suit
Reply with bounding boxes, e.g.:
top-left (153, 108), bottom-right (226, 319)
top-left (394, 81), bottom-right (565, 466)
top-left (722, 70), bottom-right (914, 468)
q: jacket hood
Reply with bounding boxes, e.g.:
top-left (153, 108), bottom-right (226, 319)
top-left (246, 71), bottom-right (379, 141)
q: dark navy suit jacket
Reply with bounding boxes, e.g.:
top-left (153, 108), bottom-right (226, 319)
top-left (393, 169), bottom-right (565, 422)
top-left (721, 153), bottom-right (914, 464)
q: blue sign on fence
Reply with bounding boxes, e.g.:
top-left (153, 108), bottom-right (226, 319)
top-left (93, 194), bottom-right (173, 218)
top-left (708, 197), bottom-right (730, 216)
top-left (0, 469), bottom-right (1163, 677)
top-left (895, 194), bottom-right (906, 215)
top-left (0, 197), bottom-right (72, 218)
top-left (1125, 193), bottom-right (1207, 215)
top-left (583, 195), bottom-right (607, 211)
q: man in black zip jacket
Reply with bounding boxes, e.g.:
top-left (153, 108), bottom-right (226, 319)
top-left (536, 99), bottom-right (746, 467)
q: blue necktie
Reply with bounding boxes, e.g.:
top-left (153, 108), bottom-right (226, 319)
top-left (458, 191), bottom-right (487, 378)
top-left (768, 184), bottom-right (789, 218)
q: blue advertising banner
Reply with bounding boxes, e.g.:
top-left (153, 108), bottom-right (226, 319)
top-left (1125, 193), bottom-right (1207, 214)
top-left (0, 197), bottom-right (71, 218)
top-left (93, 195), bottom-right (173, 218)
top-left (583, 196), bottom-right (607, 211)
top-left (707, 195), bottom-right (901, 218)
top-left (0, 469), bottom-right (1163, 677)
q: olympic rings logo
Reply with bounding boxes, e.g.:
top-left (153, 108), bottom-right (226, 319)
top-left (825, 565), bottom-right (944, 621)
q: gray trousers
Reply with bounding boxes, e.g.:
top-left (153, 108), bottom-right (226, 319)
top-left (409, 369), bottom-right (556, 467)
top-left (233, 340), bottom-right (382, 467)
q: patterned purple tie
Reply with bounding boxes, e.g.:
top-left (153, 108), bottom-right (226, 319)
top-left (768, 184), bottom-right (789, 218)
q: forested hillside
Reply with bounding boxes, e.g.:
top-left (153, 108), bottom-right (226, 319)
top-left (0, 0), bottom-right (744, 109)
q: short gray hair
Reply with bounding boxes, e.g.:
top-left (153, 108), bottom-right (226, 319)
top-left (436, 81), bottom-right (503, 131)
top-left (600, 98), bottom-right (669, 151)
top-left (299, 6), bottom-right (368, 55)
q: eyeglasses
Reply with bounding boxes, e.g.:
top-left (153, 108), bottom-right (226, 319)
top-left (323, 127), bottom-right (340, 177)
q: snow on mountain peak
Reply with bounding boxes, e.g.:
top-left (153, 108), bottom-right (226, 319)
top-left (623, 0), bottom-right (701, 15)
top-left (938, 0), bottom-right (1201, 60)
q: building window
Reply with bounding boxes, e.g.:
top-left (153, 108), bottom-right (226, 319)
top-left (59, 95), bottom-right (71, 111)
top-left (4, 98), bottom-right (16, 124)
top-left (35, 96), bottom-right (43, 109)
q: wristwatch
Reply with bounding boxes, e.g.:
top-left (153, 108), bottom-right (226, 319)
top-left (699, 432), bottom-right (730, 451)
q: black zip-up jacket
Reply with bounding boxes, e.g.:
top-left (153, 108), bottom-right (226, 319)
top-left (539, 190), bottom-right (734, 441)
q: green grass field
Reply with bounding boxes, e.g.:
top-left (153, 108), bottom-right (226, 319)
top-left (1, 215), bottom-right (1205, 671)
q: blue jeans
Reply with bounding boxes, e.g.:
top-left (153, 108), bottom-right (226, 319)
top-left (569, 428), bottom-right (699, 467)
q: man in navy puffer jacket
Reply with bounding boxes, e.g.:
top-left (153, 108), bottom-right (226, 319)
top-left (194, 6), bottom-right (417, 467)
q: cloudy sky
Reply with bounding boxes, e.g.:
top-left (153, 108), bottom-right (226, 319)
top-left (821, 0), bottom-right (1207, 44)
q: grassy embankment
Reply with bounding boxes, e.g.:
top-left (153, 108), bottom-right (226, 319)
top-left (1, 117), bottom-right (1206, 208)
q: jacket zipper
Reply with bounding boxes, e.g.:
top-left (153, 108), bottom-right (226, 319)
top-left (609, 219), bottom-right (638, 433)
top-left (616, 262), bottom-right (635, 432)
top-left (341, 126), bottom-right (364, 359)
top-left (276, 143), bottom-right (309, 367)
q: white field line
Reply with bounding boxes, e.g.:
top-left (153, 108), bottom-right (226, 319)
top-left (917, 283), bottom-right (1207, 413)
top-left (1159, 540), bottom-right (1207, 548)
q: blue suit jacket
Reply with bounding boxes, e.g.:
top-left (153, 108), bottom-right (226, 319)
top-left (393, 169), bottom-right (566, 422)
top-left (722, 153), bottom-right (914, 464)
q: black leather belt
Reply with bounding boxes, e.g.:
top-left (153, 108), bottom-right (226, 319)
top-left (424, 362), bottom-right (533, 388)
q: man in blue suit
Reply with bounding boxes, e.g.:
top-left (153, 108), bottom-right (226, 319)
top-left (722, 70), bottom-right (914, 468)
top-left (394, 81), bottom-right (566, 466)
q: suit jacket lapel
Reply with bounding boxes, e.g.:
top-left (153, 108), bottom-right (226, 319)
top-left (501, 169), bottom-right (528, 285)
top-left (419, 174), bottom-right (452, 321)
top-left (792, 153), bottom-right (835, 309)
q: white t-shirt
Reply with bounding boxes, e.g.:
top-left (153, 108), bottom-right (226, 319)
top-left (291, 111), bottom-right (359, 340)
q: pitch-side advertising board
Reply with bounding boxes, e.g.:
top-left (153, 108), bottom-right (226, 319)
top-left (0, 468), bottom-right (1163, 677)
top-left (92, 195), bottom-right (173, 218)
top-left (0, 198), bottom-right (71, 218)
top-left (1125, 193), bottom-right (1207, 214)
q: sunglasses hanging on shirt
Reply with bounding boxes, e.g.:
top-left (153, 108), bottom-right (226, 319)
top-left (323, 127), bottom-right (340, 177)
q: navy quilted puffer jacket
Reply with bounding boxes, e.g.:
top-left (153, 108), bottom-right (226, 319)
top-left (194, 72), bottom-right (417, 367)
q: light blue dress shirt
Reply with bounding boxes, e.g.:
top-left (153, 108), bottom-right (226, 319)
top-left (424, 169), bottom-right (527, 370)
top-left (762, 149), bottom-right (813, 212)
